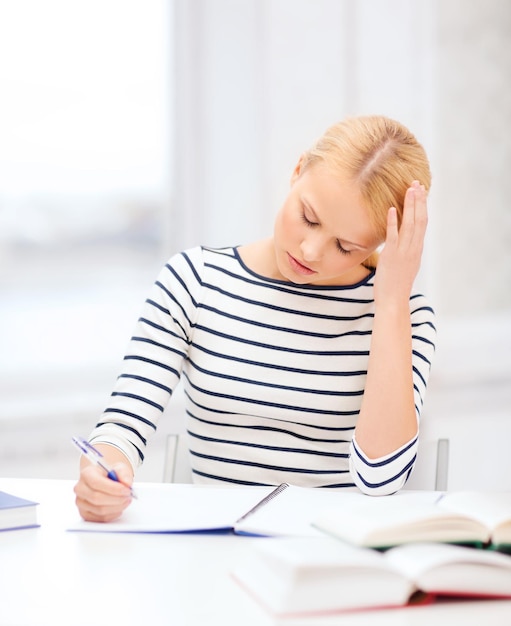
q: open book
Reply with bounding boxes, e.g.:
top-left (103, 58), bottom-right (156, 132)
top-left (313, 491), bottom-right (511, 550)
top-left (232, 536), bottom-right (511, 616)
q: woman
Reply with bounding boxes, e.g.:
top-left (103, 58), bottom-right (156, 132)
top-left (74, 115), bottom-right (436, 522)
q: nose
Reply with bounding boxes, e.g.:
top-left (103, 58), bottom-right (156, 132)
top-left (300, 233), bottom-right (325, 262)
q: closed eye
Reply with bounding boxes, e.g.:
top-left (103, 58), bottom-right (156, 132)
top-left (301, 210), bottom-right (352, 255)
top-left (336, 240), bottom-right (351, 255)
top-left (301, 211), bottom-right (317, 227)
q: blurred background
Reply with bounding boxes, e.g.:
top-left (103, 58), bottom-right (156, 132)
top-left (1, 0), bottom-right (510, 487)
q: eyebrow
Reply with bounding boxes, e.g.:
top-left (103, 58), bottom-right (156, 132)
top-left (303, 201), bottom-right (369, 250)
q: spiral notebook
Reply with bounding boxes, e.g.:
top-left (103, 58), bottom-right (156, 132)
top-left (66, 482), bottom-right (375, 536)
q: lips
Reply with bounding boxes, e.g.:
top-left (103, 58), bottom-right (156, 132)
top-left (287, 253), bottom-right (316, 276)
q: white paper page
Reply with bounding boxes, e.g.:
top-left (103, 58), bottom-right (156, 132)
top-left (235, 486), bottom-right (439, 537)
top-left (311, 491), bottom-right (473, 546)
top-left (385, 542), bottom-right (511, 596)
top-left (385, 542), bottom-right (511, 578)
top-left (440, 491), bottom-right (511, 530)
top-left (235, 485), bottom-right (364, 536)
top-left (67, 483), bottom-right (272, 533)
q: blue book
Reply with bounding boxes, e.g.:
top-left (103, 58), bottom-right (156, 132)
top-left (0, 490), bottom-right (39, 531)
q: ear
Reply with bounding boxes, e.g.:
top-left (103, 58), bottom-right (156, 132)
top-left (290, 153), bottom-right (307, 185)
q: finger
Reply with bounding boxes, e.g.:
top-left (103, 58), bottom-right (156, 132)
top-left (407, 180), bottom-right (428, 222)
top-left (400, 184), bottom-right (418, 229)
top-left (76, 496), bottom-right (130, 522)
top-left (385, 207), bottom-right (399, 247)
top-left (412, 183), bottom-right (428, 238)
top-left (85, 464), bottom-right (132, 495)
top-left (399, 182), bottom-right (428, 250)
top-left (75, 467), bottom-right (132, 506)
top-left (110, 462), bottom-right (135, 489)
top-left (74, 477), bottom-right (132, 522)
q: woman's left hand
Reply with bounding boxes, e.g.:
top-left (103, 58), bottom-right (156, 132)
top-left (373, 180), bottom-right (428, 306)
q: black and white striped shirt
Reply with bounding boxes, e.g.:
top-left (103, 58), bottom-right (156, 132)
top-left (90, 246), bottom-right (436, 494)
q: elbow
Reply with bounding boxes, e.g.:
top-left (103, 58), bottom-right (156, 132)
top-left (350, 464), bottom-right (412, 496)
top-left (349, 435), bottom-right (418, 496)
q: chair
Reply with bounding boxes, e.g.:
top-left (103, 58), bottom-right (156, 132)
top-left (434, 438), bottom-right (449, 491)
top-left (162, 431), bottom-right (450, 489)
top-left (404, 437), bottom-right (450, 491)
top-left (162, 434), bottom-right (193, 483)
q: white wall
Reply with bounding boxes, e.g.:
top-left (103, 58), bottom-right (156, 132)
top-left (433, 0), bottom-right (511, 317)
top-left (170, 0), bottom-right (435, 258)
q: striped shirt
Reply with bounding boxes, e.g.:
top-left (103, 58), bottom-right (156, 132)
top-left (89, 246), bottom-right (436, 494)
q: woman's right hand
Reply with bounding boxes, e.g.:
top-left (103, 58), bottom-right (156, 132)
top-left (74, 447), bottom-right (134, 522)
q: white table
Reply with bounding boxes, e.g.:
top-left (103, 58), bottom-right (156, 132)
top-left (1, 478), bottom-right (510, 626)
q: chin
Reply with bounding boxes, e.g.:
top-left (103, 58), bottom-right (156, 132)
top-left (285, 272), bottom-right (319, 286)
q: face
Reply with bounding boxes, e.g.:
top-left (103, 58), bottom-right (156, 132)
top-left (272, 161), bottom-right (381, 286)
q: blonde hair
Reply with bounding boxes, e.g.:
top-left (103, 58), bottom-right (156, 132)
top-left (301, 115), bottom-right (431, 268)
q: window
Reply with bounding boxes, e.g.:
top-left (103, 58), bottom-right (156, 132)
top-left (0, 1), bottom-right (171, 424)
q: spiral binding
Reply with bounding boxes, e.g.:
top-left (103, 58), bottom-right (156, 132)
top-left (235, 483), bottom-right (290, 524)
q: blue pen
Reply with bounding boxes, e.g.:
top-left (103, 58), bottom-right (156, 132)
top-left (72, 436), bottom-right (137, 498)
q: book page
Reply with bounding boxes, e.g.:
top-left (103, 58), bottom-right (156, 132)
top-left (439, 492), bottom-right (511, 545)
top-left (312, 492), bottom-right (488, 547)
top-left (385, 542), bottom-right (511, 598)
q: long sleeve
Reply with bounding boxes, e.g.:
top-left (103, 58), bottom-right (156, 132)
top-left (349, 296), bottom-right (436, 494)
top-left (88, 248), bottom-right (204, 470)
